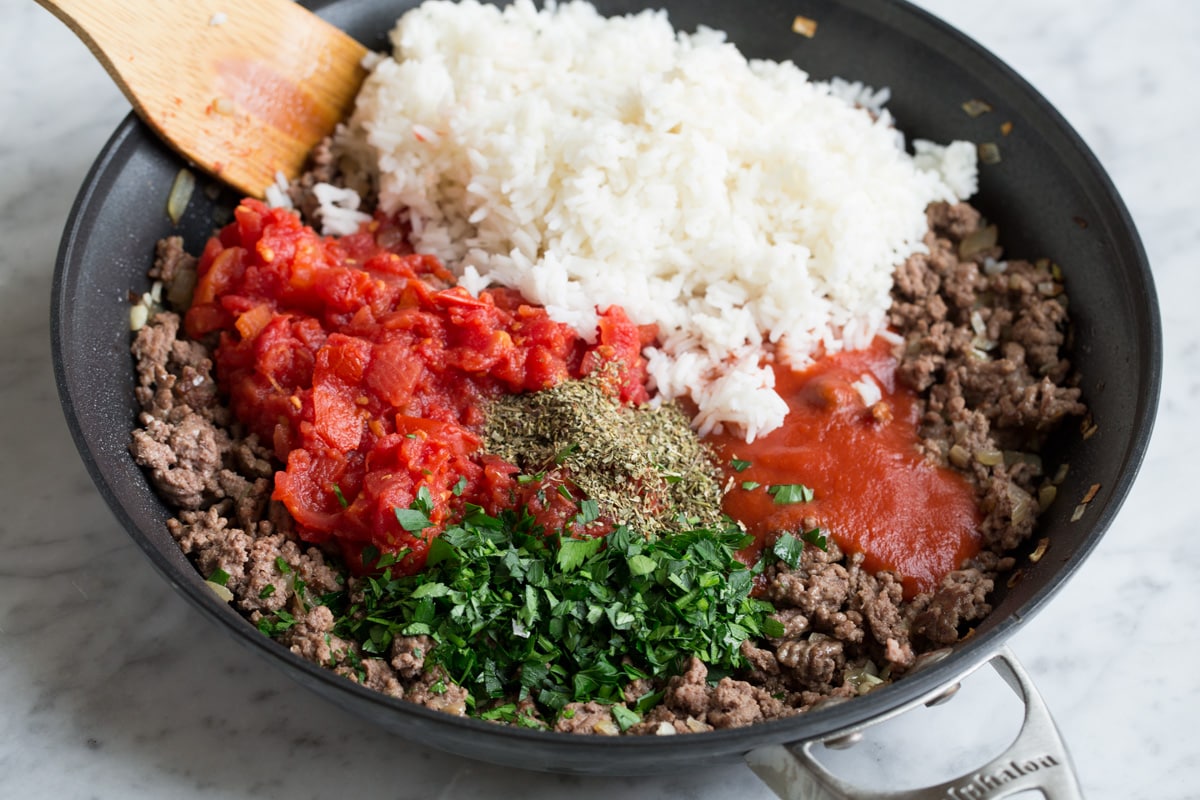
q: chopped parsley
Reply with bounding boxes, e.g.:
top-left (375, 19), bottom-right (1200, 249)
top-left (771, 531), bottom-right (806, 569)
top-left (208, 567), bottom-right (230, 586)
top-left (802, 528), bottom-right (829, 551)
top-left (611, 704), bottom-right (641, 731)
top-left (332, 484), bottom-right (349, 509)
top-left (324, 504), bottom-right (773, 721)
top-left (771, 528), bottom-right (829, 569)
top-left (257, 609), bottom-right (297, 637)
top-left (394, 486), bottom-right (435, 532)
top-left (394, 507), bottom-right (432, 533)
top-left (767, 483), bottom-right (814, 504)
top-left (730, 458), bottom-right (752, 472)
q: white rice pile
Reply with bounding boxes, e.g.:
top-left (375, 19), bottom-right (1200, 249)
top-left (329, 0), bottom-right (977, 441)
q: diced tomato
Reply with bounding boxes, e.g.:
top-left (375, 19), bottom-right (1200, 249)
top-left (197, 198), bottom-right (655, 574)
top-left (234, 303), bottom-right (273, 340)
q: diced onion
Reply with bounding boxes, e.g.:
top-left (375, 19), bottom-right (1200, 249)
top-left (167, 265), bottom-right (198, 308)
top-left (961, 98), bottom-right (993, 117)
top-left (975, 449), bottom-right (1003, 466)
top-left (167, 168), bottom-right (196, 225)
top-left (1038, 484), bottom-right (1057, 511)
top-left (1029, 537), bottom-right (1049, 563)
top-left (1009, 485), bottom-right (1032, 524)
top-left (593, 718), bottom-right (620, 736)
top-left (129, 303), bottom-right (148, 331)
top-left (959, 225), bottom-right (998, 259)
top-left (791, 15), bottom-right (818, 37)
top-left (1004, 451), bottom-right (1043, 475)
top-left (948, 444), bottom-right (970, 469)
top-left (970, 310), bottom-right (986, 336)
top-left (978, 142), bottom-right (1002, 165)
top-left (205, 580), bottom-right (234, 602)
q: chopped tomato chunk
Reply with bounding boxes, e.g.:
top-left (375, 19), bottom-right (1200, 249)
top-left (189, 199), bottom-right (652, 573)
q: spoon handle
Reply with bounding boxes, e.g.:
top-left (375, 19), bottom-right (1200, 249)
top-left (36, 0), bottom-right (368, 198)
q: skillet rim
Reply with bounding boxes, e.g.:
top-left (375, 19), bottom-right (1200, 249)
top-left (49, 0), bottom-right (1162, 773)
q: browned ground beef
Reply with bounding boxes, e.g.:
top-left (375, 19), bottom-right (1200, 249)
top-left (129, 200), bottom-right (1083, 734)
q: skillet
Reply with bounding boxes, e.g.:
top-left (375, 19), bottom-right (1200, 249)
top-left (50, 0), bottom-right (1161, 795)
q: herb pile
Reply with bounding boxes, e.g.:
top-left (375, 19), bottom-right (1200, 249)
top-left (279, 497), bottom-right (777, 728)
top-left (483, 375), bottom-right (724, 536)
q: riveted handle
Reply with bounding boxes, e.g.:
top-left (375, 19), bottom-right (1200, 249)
top-left (745, 647), bottom-right (1083, 800)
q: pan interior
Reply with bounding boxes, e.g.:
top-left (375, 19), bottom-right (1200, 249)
top-left (50, 0), bottom-right (1160, 775)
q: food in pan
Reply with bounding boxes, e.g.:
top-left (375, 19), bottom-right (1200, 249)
top-left (129, 0), bottom-right (1084, 734)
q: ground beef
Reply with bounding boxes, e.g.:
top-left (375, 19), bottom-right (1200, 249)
top-left (129, 199), bottom-right (1084, 733)
top-left (286, 135), bottom-right (378, 227)
top-left (280, 605), bottom-right (353, 667)
top-left (149, 235), bottom-right (197, 286)
top-left (555, 702), bottom-right (620, 735)
top-left (129, 312), bottom-right (233, 509)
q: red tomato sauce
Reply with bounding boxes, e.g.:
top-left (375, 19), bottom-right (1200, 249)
top-left (707, 339), bottom-right (981, 596)
top-left (186, 199), bottom-right (650, 573)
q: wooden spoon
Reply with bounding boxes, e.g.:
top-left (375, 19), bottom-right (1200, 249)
top-left (37, 0), bottom-right (369, 198)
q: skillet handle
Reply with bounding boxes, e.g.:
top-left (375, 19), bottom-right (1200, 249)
top-left (744, 647), bottom-right (1083, 800)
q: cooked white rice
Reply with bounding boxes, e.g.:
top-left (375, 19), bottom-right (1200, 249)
top-left (330, 0), bottom-right (977, 441)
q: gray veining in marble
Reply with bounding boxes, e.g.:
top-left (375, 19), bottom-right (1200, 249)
top-left (3, 1), bottom-right (1198, 798)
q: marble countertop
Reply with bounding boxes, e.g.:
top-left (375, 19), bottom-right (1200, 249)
top-left (3, 1), bottom-right (1196, 797)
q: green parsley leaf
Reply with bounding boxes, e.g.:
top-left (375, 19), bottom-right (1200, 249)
top-left (557, 536), bottom-right (603, 572)
top-left (762, 616), bottom-right (786, 638)
top-left (634, 689), bottom-right (665, 714)
top-left (731, 458), bottom-right (752, 472)
top-left (256, 609), bottom-right (296, 637)
top-left (259, 583), bottom-right (276, 599)
top-left (767, 483), bottom-right (814, 504)
top-left (611, 705), bottom-right (640, 731)
top-left (410, 581), bottom-right (450, 599)
top-left (414, 486), bottom-right (434, 514)
top-left (626, 554), bottom-right (657, 577)
top-left (394, 507), bottom-right (432, 532)
top-left (772, 532), bottom-right (806, 569)
top-left (208, 568), bottom-right (230, 587)
top-left (333, 484), bottom-right (349, 508)
top-left (802, 528), bottom-right (829, 551)
top-left (577, 498), bottom-right (600, 525)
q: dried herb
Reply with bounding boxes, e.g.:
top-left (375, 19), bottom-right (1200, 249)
top-left (483, 375), bottom-right (724, 536)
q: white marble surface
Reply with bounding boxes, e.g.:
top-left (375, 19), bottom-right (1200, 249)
top-left (2, 1), bottom-right (1196, 798)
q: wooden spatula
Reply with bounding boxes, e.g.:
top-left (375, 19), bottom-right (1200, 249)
top-left (37, 0), bottom-right (370, 198)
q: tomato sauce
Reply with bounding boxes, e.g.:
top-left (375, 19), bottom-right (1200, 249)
top-left (187, 199), bottom-right (650, 573)
top-left (707, 339), bottom-right (981, 596)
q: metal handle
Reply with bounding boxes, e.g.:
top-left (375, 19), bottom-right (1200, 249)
top-left (744, 647), bottom-right (1083, 800)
